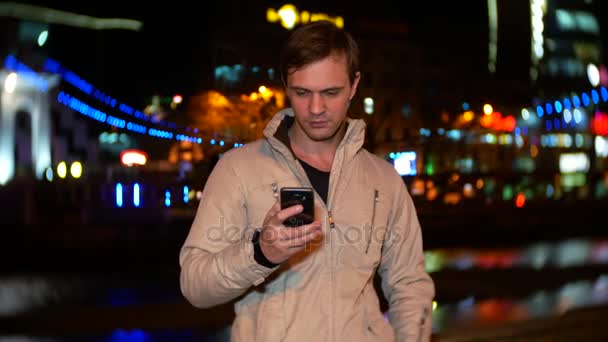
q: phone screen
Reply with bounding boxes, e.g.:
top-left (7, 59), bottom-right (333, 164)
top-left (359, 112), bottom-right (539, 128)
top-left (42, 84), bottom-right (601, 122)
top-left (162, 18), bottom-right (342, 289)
top-left (280, 187), bottom-right (314, 227)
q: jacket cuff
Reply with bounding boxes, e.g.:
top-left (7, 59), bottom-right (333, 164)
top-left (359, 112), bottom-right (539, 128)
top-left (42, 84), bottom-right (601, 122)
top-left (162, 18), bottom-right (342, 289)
top-left (238, 231), bottom-right (279, 286)
top-left (252, 229), bottom-right (281, 268)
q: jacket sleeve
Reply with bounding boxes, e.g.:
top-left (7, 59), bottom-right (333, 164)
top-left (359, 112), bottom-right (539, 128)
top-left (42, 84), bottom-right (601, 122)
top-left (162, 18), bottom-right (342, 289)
top-left (179, 153), bottom-right (278, 308)
top-left (378, 179), bottom-right (435, 342)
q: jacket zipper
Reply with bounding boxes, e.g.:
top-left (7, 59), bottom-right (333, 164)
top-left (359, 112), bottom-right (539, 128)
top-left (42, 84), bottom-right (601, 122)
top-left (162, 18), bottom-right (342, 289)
top-left (417, 307), bottom-right (430, 342)
top-left (365, 189), bottom-right (379, 254)
top-left (271, 183), bottom-right (279, 198)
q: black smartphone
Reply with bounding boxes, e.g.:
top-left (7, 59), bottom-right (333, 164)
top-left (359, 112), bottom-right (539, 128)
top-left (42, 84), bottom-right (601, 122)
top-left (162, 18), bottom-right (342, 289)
top-left (280, 187), bottom-right (315, 227)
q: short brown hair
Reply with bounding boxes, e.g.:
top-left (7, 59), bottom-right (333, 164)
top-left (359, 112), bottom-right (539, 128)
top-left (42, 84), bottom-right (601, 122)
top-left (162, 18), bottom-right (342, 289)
top-left (279, 20), bottom-right (360, 87)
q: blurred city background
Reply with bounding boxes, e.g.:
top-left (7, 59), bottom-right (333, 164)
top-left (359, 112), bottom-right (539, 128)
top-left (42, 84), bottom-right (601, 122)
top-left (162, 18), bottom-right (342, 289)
top-left (1, 0), bottom-right (608, 341)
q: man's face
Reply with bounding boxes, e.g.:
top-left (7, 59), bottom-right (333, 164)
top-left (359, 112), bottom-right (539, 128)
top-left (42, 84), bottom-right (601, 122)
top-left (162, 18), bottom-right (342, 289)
top-left (286, 53), bottom-right (360, 142)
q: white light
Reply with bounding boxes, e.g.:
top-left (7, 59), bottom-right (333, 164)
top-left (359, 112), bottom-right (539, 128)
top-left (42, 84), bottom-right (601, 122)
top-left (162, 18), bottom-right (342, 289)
top-left (595, 136), bottom-right (608, 158)
top-left (4, 72), bottom-right (17, 94)
top-left (559, 152), bottom-right (589, 173)
top-left (521, 108), bottom-right (530, 120)
top-left (363, 97), bottom-right (374, 115)
top-left (563, 109), bottom-right (572, 123)
top-left (587, 64), bottom-right (600, 87)
top-left (394, 151), bottom-right (417, 176)
top-left (573, 109), bottom-right (582, 124)
top-left (37, 30), bottom-right (48, 47)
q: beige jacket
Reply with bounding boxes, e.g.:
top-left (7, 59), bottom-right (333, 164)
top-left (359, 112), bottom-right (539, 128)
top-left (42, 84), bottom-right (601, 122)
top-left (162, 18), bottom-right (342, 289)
top-left (180, 108), bottom-right (435, 342)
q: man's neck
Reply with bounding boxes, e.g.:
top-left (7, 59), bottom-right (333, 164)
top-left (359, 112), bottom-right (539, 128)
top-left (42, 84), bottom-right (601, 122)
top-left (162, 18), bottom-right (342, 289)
top-left (289, 123), bottom-right (346, 172)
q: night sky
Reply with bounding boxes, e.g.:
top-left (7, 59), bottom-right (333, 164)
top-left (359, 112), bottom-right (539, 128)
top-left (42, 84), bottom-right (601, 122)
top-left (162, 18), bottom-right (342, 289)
top-left (12, 0), bottom-right (608, 109)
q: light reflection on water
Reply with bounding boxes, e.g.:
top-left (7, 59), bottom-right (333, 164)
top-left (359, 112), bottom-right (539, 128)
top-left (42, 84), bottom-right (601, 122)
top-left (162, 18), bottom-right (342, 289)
top-left (0, 328), bottom-right (231, 342)
top-left (432, 274), bottom-right (608, 333)
top-left (1, 238), bottom-right (608, 340)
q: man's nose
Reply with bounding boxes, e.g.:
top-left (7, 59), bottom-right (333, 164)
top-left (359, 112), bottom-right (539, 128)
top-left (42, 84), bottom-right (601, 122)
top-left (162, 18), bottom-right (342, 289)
top-left (309, 93), bottom-right (325, 115)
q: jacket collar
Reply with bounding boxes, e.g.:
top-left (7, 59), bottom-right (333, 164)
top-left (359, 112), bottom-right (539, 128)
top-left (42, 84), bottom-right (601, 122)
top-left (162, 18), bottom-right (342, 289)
top-left (263, 108), bottom-right (367, 164)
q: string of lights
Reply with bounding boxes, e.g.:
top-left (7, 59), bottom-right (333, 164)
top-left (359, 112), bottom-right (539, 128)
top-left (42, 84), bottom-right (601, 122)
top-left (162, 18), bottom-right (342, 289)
top-left (3, 54), bottom-right (243, 146)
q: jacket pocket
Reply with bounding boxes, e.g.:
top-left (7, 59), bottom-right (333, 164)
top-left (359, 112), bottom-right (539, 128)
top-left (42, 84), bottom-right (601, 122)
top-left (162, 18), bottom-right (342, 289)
top-left (364, 308), bottom-right (395, 342)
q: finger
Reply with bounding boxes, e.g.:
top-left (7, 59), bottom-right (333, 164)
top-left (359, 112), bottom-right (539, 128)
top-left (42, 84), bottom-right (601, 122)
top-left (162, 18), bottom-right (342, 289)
top-left (287, 228), bottom-right (322, 248)
top-left (265, 200), bottom-right (282, 219)
top-left (275, 204), bottom-right (303, 223)
top-left (281, 222), bottom-right (321, 240)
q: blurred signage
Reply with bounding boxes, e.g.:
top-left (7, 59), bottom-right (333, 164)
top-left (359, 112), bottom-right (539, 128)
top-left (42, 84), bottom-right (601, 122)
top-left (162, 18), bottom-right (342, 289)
top-left (120, 149), bottom-right (148, 167)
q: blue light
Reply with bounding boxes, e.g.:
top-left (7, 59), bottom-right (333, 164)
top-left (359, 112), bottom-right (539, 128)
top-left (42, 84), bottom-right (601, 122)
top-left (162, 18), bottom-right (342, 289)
top-left (591, 89), bottom-right (599, 104)
top-left (572, 95), bottom-right (581, 108)
top-left (563, 98), bottom-right (572, 110)
top-left (133, 183), bottom-right (140, 207)
top-left (553, 118), bottom-right (560, 130)
top-left (554, 101), bottom-right (562, 114)
top-left (536, 105), bottom-right (544, 117)
top-left (116, 183), bottom-right (123, 207)
top-left (546, 184), bottom-right (554, 198)
top-left (210, 139), bottom-right (216, 145)
top-left (183, 186), bottom-right (189, 203)
top-left (164, 190), bottom-right (171, 207)
top-left (462, 102), bottom-right (470, 111)
top-left (545, 120), bottom-right (552, 131)
top-left (64, 70), bottom-right (94, 95)
top-left (545, 103), bottom-right (553, 115)
top-left (109, 328), bottom-right (150, 342)
top-left (514, 127), bottom-right (521, 135)
top-left (601, 87), bottom-right (608, 102)
top-left (582, 92), bottom-right (590, 107)
top-left (219, 140), bottom-right (225, 146)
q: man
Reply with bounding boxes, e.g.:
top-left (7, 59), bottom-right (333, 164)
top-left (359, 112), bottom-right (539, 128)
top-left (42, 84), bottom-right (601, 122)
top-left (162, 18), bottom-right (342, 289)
top-left (179, 20), bottom-right (435, 341)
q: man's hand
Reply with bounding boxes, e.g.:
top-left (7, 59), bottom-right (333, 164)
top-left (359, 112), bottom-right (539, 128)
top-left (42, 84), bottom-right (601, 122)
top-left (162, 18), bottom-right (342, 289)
top-left (259, 201), bottom-right (323, 264)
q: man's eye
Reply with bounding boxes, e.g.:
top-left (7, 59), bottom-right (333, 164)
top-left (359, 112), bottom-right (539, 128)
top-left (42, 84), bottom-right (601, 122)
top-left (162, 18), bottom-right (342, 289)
top-left (324, 90), bottom-right (339, 96)
top-left (295, 90), bottom-right (308, 96)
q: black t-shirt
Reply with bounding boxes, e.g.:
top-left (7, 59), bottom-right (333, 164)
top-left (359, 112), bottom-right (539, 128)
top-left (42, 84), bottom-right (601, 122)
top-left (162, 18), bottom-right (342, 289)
top-left (298, 159), bottom-right (330, 204)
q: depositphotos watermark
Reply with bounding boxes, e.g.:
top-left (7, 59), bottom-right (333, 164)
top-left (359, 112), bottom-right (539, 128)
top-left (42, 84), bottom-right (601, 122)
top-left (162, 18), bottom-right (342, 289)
top-left (204, 217), bottom-right (404, 248)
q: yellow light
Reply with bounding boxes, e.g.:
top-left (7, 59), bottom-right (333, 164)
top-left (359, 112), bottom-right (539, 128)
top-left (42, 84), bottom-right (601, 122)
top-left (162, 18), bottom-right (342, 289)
top-left (432, 300), bottom-right (438, 311)
top-left (70, 161), bottom-right (83, 179)
top-left (258, 85), bottom-right (268, 93)
top-left (335, 16), bottom-right (344, 29)
top-left (463, 110), bottom-right (474, 122)
top-left (483, 104), bottom-right (493, 115)
top-left (300, 11), bottom-right (310, 24)
top-left (57, 161), bottom-right (67, 179)
top-left (278, 4), bottom-right (298, 30)
top-left (266, 8), bottom-right (279, 22)
top-left (267, 4), bottom-right (344, 30)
